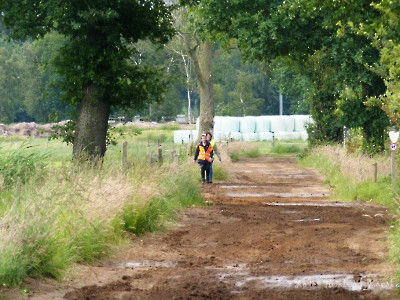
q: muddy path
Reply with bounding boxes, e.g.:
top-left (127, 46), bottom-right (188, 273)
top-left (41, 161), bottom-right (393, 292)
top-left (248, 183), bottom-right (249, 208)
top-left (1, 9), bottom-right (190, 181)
top-left (5, 155), bottom-right (397, 299)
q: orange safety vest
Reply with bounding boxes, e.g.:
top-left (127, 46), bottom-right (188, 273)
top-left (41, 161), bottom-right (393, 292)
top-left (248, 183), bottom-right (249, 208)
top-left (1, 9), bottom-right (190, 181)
top-left (198, 144), bottom-right (213, 162)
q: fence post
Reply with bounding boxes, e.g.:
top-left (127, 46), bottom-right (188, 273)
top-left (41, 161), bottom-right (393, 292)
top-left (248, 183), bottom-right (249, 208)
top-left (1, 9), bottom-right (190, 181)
top-left (392, 151), bottom-right (396, 180)
top-left (272, 132), bottom-right (275, 148)
top-left (122, 141), bottom-right (129, 170)
top-left (373, 162), bottom-right (377, 183)
top-left (158, 146), bottom-right (163, 166)
top-left (171, 150), bottom-right (176, 163)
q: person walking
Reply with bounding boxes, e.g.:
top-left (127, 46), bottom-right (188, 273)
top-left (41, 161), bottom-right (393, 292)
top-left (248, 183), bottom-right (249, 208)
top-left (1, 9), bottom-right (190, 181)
top-left (206, 132), bottom-right (221, 183)
top-left (194, 133), bottom-right (213, 184)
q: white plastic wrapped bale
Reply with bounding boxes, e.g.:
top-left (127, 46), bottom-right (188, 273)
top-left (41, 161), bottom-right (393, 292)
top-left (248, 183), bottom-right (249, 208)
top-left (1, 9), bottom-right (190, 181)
top-left (294, 115), bottom-right (312, 132)
top-left (269, 116), bottom-right (295, 132)
top-left (190, 130), bottom-right (198, 143)
top-left (225, 131), bottom-right (242, 141)
top-left (255, 117), bottom-right (271, 133)
top-left (300, 131), bottom-right (309, 140)
top-left (220, 117), bottom-right (240, 132)
top-left (259, 132), bottom-right (274, 141)
top-left (213, 131), bottom-right (226, 142)
top-left (239, 117), bottom-right (256, 133)
top-left (173, 130), bottom-right (198, 143)
top-left (213, 116), bottom-right (223, 132)
top-left (274, 132), bottom-right (302, 140)
top-left (241, 132), bottom-right (260, 141)
top-left (196, 117), bottom-right (199, 132)
top-left (174, 130), bottom-right (187, 144)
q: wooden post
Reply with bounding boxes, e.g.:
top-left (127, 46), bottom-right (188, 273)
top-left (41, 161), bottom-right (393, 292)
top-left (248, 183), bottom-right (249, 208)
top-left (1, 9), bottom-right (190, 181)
top-left (373, 162), bottom-right (377, 183)
top-left (392, 151), bottom-right (396, 180)
top-left (171, 150), bottom-right (176, 163)
top-left (272, 132), bottom-right (275, 148)
top-left (122, 141), bottom-right (128, 168)
top-left (158, 147), bottom-right (163, 166)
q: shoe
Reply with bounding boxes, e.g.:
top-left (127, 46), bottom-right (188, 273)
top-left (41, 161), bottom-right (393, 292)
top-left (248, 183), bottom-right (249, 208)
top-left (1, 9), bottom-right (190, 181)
top-left (209, 181), bottom-right (213, 184)
top-left (202, 180), bottom-right (206, 184)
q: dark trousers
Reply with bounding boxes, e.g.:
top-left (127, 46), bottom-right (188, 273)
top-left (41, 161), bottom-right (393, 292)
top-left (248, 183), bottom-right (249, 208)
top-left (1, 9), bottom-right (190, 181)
top-left (199, 161), bottom-right (211, 182)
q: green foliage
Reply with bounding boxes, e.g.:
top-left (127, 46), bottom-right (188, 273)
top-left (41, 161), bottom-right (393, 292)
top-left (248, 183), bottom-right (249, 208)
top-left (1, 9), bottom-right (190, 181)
top-left (185, 0), bottom-right (389, 151)
top-left (1, 0), bottom-right (175, 158)
top-left (300, 151), bottom-right (396, 207)
top-left (268, 143), bottom-right (304, 155)
top-left (50, 120), bottom-right (117, 147)
top-left (109, 125), bottom-right (143, 138)
top-left (116, 170), bottom-right (204, 236)
top-left (0, 148), bottom-right (48, 187)
top-left (0, 32), bottom-right (71, 124)
top-left (229, 147), bottom-right (262, 162)
top-left (136, 130), bottom-right (174, 144)
top-left (1, 0), bottom-right (175, 110)
top-left (211, 163), bottom-right (229, 181)
top-left (159, 123), bottom-right (181, 131)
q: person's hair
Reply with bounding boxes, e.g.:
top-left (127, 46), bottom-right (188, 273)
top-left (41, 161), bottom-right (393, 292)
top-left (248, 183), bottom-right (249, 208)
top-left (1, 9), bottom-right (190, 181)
top-left (206, 132), bottom-right (212, 137)
top-left (201, 133), bottom-right (206, 137)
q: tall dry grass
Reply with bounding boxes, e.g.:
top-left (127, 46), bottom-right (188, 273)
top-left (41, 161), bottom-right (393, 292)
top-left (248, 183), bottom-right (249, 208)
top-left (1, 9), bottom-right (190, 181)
top-left (312, 145), bottom-right (391, 183)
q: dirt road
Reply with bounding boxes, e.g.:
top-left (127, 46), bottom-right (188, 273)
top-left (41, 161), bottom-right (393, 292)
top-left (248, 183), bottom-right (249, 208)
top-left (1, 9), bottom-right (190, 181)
top-left (8, 155), bottom-right (397, 299)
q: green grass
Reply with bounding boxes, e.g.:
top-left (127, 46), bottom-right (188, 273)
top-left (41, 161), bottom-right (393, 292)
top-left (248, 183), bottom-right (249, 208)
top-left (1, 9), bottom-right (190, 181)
top-left (115, 168), bottom-right (204, 236)
top-left (299, 151), bottom-right (396, 206)
top-left (158, 123), bottom-right (181, 131)
top-left (228, 140), bottom-right (306, 162)
top-left (229, 147), bottom-right (262, 162)
top-left (211, 163), bottom-right (230, 181)
top-left (268, 143), bottom-right (305, 155)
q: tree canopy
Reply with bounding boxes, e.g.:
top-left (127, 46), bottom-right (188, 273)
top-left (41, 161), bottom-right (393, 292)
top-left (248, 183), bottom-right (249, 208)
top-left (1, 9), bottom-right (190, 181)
top-left (182, 0), bottom-right (391, 151)
top-left (0, 0), bottom-right (175, 157)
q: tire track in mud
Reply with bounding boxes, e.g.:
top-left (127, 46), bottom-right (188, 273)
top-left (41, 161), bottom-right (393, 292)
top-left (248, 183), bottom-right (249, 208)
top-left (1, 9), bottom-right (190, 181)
top-left (21, 155), bottom-right (398, 299)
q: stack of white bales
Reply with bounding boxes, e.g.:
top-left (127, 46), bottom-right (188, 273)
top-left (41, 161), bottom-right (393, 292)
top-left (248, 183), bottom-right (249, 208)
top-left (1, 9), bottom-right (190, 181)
top-left (173, 130), bottom-right (198, 144)
top-left (240, 117), bottom-right (259, 141)
top-left (173, 115), bottom-right (312, 143)
top-left (213, 116), bottom-right (241, 142)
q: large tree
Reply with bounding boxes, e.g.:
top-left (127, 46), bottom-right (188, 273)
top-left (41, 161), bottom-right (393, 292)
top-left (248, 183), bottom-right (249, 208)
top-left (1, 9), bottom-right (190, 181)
top-left (0, 0), bottom-right (174, 158)
top-left (185, 0), bottom-right (389, 151)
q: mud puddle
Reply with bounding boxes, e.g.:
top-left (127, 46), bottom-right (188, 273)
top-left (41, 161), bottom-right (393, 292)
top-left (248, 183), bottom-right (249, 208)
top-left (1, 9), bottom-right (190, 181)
top-left (220, 272), bottom-right (393, 292)
top-left (225, 192), bottom-right (327, 198)
top-left (115, 261), bottom-right (177, 268)
top-left (264, 201), bottom-right (371, 207)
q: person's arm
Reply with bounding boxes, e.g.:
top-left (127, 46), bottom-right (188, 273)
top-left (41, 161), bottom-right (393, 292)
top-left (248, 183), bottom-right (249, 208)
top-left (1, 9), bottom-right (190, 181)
top-left (194, 145), bottom-right (200, 161)
top-left (214, 143), bottom-right (222, 161)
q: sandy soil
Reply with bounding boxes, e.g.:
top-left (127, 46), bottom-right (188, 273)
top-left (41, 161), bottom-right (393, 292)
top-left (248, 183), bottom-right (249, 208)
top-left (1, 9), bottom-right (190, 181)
top-left (2, 155), bottom-right (397, 299)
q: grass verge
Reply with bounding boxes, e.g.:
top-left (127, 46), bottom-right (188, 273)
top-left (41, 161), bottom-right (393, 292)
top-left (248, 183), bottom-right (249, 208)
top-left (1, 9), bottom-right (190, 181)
top-left (115, 168), bottom-right (205, 236)
top-left (299, 145), bottom-right (400, 288)
top-left (0, 148), bottom-right (204, 288)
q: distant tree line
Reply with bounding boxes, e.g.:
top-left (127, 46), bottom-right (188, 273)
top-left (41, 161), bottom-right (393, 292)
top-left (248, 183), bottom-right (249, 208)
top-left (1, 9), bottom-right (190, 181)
top-left (0, 21), bottom-right (307, 125)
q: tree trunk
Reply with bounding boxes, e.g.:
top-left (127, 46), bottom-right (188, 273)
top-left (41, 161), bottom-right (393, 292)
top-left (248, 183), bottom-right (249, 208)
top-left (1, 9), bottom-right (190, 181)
top-left (73, 84), bottom-right (110, 159)
top-left (188, 40), bottom-right (214, 139)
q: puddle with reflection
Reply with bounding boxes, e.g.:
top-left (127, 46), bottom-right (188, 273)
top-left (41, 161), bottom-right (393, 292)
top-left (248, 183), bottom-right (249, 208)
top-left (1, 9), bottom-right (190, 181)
top-left (293, 218), bottom-right (321, 222)
top-left (116, 261), bottom-right (177, 269)
top-left (219, 272), bottom-right (393, 292)
top-left (225, 192), bottom-right (326, 198)
top-left (280, 210), bottom-right (301, 214)
top-left (264, 202), bottom-right (358, 207)
top-left (262, 173), bottom-right (314, 178)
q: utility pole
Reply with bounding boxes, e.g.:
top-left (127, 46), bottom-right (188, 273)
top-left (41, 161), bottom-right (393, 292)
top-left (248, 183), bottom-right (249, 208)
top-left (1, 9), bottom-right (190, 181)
top-left (279, 93), bottom-right (283, 115)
